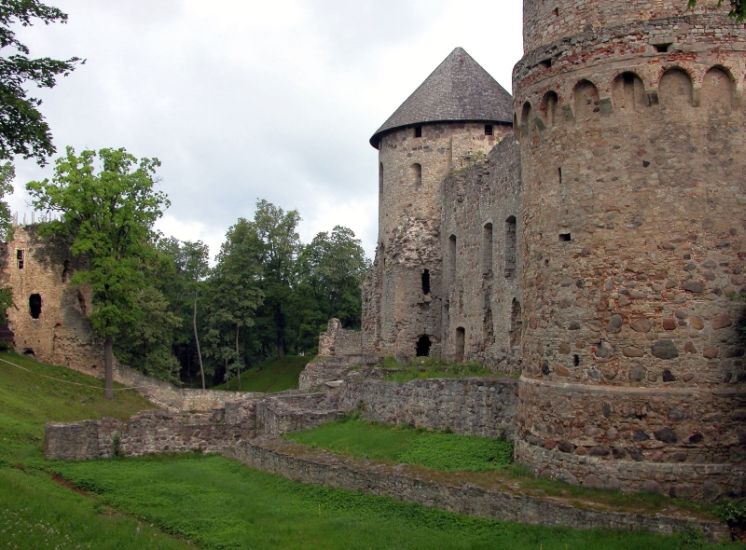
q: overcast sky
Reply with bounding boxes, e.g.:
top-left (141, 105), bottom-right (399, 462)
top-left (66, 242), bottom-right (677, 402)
top-left (11, 0), bottom-right (523, 261)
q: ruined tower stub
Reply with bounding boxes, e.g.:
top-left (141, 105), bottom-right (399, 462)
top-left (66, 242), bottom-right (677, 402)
top-left (514, 0), bottom-right (746, 497)
top-left (365, 47), bottom-right (513, 360)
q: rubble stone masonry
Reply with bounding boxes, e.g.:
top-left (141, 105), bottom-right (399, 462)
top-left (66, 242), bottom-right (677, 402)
top-left (514, 0), bottom-right (746, 498)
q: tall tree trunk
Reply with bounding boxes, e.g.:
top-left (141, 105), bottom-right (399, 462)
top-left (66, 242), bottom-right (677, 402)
top-left (275, 304), bottom-right (285, 359)
top-left (235, 324), bottom-right (241, 389)
top-left (193, 289), bottom-right (205, 390)
top-left (104, 335), bottom-right (114, 400)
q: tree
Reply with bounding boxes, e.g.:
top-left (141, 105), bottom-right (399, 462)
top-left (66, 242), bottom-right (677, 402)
top-left (204, 218), bottom-right (263, 386)
top-left (179, 240), bottom-right (209, 389)
top-left (252, 200), bottom-right (300, 358)
top-left (0, 162), bottom-right (14, 240)
top-left (1, 1), bottom-right (82, 165)
top-left (294, 226), bottom-right (368, 351)
top-left (27, 147), bottom-right (170, 398)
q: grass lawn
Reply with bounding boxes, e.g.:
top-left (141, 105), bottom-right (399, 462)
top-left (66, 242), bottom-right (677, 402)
top-left (53, 453), bottom-right (733, 550)
top-left (0, 351), bottom-right (740, 549)
top-left (287, 417), bottom-right (513, 472)
top-left (214, 355), bottom-right (308, 392)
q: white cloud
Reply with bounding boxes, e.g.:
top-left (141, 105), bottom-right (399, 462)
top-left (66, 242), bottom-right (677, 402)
top-left (8, 0), bottom-right (523, 259)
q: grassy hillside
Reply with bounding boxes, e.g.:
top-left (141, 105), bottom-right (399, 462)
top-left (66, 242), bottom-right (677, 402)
top-left (214, 355), bottom-right (308, 392)
top-left (0, 352), bottom-right (188, 548)
top-left (0, 352), bottom-right (739, 549)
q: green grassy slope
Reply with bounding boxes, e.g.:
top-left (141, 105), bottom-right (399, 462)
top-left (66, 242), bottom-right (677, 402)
top-left (0, 352), bottom-right (189, 548)
top-left (214, 355), bottom-right (308, 392)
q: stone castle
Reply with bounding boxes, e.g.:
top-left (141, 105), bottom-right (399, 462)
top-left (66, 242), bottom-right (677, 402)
top-left (313, 0), bottom-right (746, 498)
top-left (5, 0), bottom-right (746, 502)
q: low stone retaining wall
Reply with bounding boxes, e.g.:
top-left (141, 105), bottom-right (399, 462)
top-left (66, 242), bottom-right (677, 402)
top-left (115, 364), bottom-right (262, 411)
top-left (339, 374), bottom-right (517, 439)
top-left (255, 391), bottom-right (347, 436)
top-left (227, 437), bottom-right (729, 542)
top-left (44, 400), bottom-right (259, 460)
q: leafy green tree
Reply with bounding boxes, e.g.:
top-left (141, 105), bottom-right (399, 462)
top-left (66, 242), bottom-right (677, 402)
top-left (1, 1), bottom-right (82, 164)
top-left (252, 200), bottom-right (300, 358)
top-left (27, 147), bottom-right (170, 398)
top-left (178, 240), bottom-right (209, 388)
top-left (204, 218), bottom-right (263, 385)
top-left (293, 226), bottom-right (368, 352)
top-left (0, 162), bottom-right (14, 240)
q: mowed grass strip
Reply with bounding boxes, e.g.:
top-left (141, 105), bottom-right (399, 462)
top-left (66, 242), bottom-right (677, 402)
top-left (52, 453), bottom-right (736, 550)
top-left (214, 355), bottom-right (308, 392)
top-left (287, 417), bottom-right (513, 472)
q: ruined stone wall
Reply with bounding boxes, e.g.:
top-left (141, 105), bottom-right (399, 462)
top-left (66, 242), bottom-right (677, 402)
top-left (3, 226), bottom-right (104, 373)
top-left (514, 5), bottom-right (746, 497)
top-left (368, 122), bottom-right (512, 360)
top-left (44, 400), bottom-right (258, 460)
top-left (339, 373), bottom-right (517, 439)
top-left (522, 0), bottom-right (727, 53)
top-left (440, 137), bottom-right (523, 370)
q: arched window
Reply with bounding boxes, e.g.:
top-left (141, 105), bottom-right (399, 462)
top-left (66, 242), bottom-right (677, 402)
top-left (411, 163), bottom-right (422, 186)
top-left (455, 327), bottom-right (465, 362)
top-left (703, 67), bottom-right (734, 111)
top-left (659, 68), bottom-right (693, 107)
top-left (482, 223), bottom-right (493, 275)
top-left (612, 72), bottom-right (645, 112)
top-left (421, 269), bottom-right (431, 295)
top-left (510, 299), bottom-right (522, 349)
top-left (416, 335), bottom-right (431, 357)
top-left (504, 216), bottom-right (516, 279)
top-left (541, 91), bottom-right (559, 127)
top-left (379, 162), bottom-right (384, 196)
top-left (521, 102), bottom-right (532, 136)
top-left (573, 80), bottom-right (600, 120)
top-left (448, 234), bottom-right (457, 279)
top-left (29, 294), bottom-right (42, 319)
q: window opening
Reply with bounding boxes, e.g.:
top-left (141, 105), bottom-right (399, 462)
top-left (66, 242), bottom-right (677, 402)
top-left (485, 124), bottom-right (493, 136)
top-left (448, 234), bottom-right (457, 279)
top-left (16, 249), bottom-right (24, 269)
top-left (559, 233), bottom-right (572, 242)
top-left (455, 327), bottom-right (465, 362)
top-left (421, 269), bottom-right (431, 295)
top-left (412, 163), bottom-right (422, 186)
top-left (29, 294), bottom-right (42, 319)
top-left (482, 223), bottom-right (493, 275)
top-left (654, 43), bottom-right (672, 53)
top-left (414, 126), bottom-right (422, 138)
top-left (510, 299), bottom-right (522, 349)
top-left (504, 216), bottom-right (516, 279)
top-left (416, 335), bottom-right (431, 357)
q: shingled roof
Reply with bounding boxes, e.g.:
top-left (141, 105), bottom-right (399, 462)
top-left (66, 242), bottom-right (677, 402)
top-left (370, 47), bottom-right (513, 148)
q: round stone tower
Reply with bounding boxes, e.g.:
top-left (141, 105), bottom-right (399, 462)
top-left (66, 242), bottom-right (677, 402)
top-left (513, 0), bottom-right (746, 498)
top-left (365, 47), bottom-right (513, 360)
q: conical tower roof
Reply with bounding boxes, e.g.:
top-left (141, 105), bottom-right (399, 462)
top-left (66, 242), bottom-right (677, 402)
top-left (370, 47), bottom-right (513, 148)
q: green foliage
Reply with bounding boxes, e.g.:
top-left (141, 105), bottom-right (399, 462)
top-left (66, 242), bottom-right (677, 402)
top-left (288, 418), bottom-right (514, 472)
top-left (293, 225), bottom-right (369, 352)
top-left (0, 1), bottom-right (83, 164)
top-left (0, 162), bottom-right (14, 241)
top-left (213, 355), bottom-right (308, 392)
top-left (50, 453), bottom-right (735, 550)
top-left (717, 499), bottom-right (746, 525)
top-left (688, 0), bottom-right (745, 20)
top-left (27, 147), bottom-right (175, 385)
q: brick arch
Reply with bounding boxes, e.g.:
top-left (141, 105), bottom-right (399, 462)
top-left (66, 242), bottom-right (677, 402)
top-left (658, 67), bottom-right (694, 107)
top-left (573, 79), bottom-right (600, 120)
top-left (611, 71), bottom-right (646, 113)
top-left (520, 101), bottom-right (533, 137)
top-left (702, 66), bottom-right (736, 111)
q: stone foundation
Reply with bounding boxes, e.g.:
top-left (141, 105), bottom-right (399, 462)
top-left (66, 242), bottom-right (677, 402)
top-left (228, 437), bottom-right (730, 542)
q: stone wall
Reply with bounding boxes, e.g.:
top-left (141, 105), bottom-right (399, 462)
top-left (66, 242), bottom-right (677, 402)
top-left (514, 5), bottom-right (746, 496)
top-left (229, 437), bottom-right (730, 542)
top-left (44, 400), bottom-right (258, 460)
top-left (3, 226), bottom-right (104, 373)
top-left (255, 391), bottom-right (346, 436)
top-left (367, 122), bottom-right (512, 360)
top-left (339, 372), bottom-right (517, 439)
top-left (440, 136), bottom-right (523, 371)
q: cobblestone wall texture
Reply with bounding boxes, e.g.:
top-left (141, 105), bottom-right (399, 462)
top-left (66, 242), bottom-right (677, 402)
top-left (339, 372), bottom-right (517, 439)
top-left (513, 1), bottom-right (746, 497)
